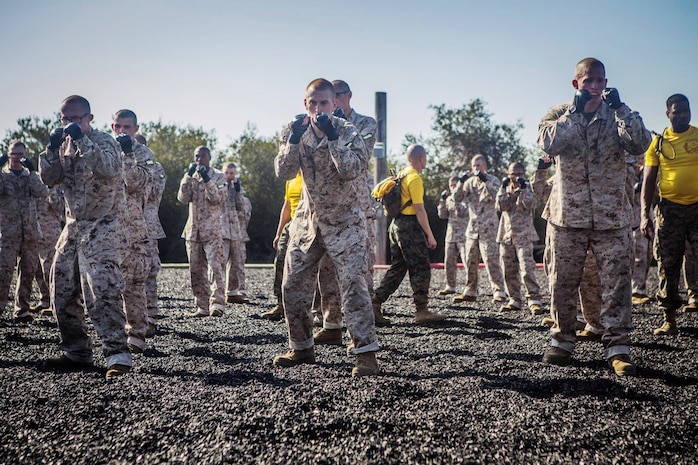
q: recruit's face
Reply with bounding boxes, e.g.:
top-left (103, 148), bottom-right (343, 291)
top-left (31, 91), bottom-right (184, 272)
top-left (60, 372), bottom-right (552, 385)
top-left (9, 144), bottom-right (26, 169)
top-left (667, 101), bottom-right (691, 133)
top-left (572, 67), bottom-right (607, 108)
top-left (471, 157), bottom-right (487, 173)
top-left (195, 149), bottom-right (211, 168)
top-left (112, 117), bottom-right (139, 138)
top-left (224, 167), bottom-right (237, 182)
top-left (304, 89), bottom-right (335, 119)
top-left (60, 102), bottom-right (94, 135)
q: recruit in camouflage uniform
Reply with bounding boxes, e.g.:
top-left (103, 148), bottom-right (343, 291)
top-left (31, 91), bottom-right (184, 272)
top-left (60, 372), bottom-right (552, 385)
top-left (538, 58), bottom-right (651, 374)
top-left (40, 96), bottom-right (132, 375)
top-left (262, 172), bottom-right (303, 320)
top-left (532, 163), bottom-right (603, 335)
top-left (233, 191), bottom-right (251, 300)
top-left (495, 168), bottom-right (543, 314)
top-left (313, 81), bottom-right (381, 341)
top-left (437, 177), bottom-right (469, 295)
top-left (0, 144), bottom-right (48, 323)
top-left (274, 78), bottom-right (378, 376)
top-left (221, 164), bottom-right (245, 304)
top-left (33, 185), bottom-right (65, 314)
top-left (178, 147), bottom-right (229, 317)
top-left (115, 134), bottom-right (154, 353)
top-left (144, 160), bottom-right (166, 334)
top-left (452, 157), bottom-right (507, 303)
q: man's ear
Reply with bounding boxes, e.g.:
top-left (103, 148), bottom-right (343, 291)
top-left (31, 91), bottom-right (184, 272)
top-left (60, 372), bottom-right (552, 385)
top-left (572, 79), bottom-right (579, 90)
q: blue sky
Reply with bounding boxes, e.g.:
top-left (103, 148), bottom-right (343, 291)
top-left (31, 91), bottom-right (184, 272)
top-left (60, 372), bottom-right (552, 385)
top-left (1, 0), bottom-right (696, 159)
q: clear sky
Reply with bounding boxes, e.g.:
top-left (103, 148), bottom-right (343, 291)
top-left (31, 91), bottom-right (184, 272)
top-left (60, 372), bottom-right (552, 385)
top-left (1, 0), bottom-right (696, 159)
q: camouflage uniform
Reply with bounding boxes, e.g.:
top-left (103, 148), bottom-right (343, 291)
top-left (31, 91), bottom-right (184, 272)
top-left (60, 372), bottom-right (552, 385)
top-left (34, 186), bottom-right (65, 310)
top-left (276, 116), bottom-right (378, 354)
top-left (538, 99), bottom-right (651, 358)
top-left (319, 109), bottom-right (377, 329)
top-left (534, 167), bottom-right (603, 331)
top-left (144, 161), bottom-right (166, 324)
top-left (119, 141), bottom-right (154, 350)
top-left (177, 166), bottom-right (228, 315)
top-left (437, 193), bottom-right (468, 291)
top-left (234, 193), bottom-right (251, 297)
top-left (0, 166), bottom-right (48, 318)
top-left (40, 128), bottom-right (131, 368)
top-left (629, 166), bottom-right (651, 297)
top-left (495, 182), bottom-right (542, 308)
top-left (375, 214), bottom-right (431, 308)
top-left (222, 180), bottom-right (244, 299)
top-left (683, 243), bottom-right (697, 306)
top-left (453, 173), bottom-right (506, 299)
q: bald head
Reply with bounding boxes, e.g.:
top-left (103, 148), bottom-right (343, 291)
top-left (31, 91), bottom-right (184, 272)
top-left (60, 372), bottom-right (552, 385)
top-left (406, 144), bottom-right (427, 171)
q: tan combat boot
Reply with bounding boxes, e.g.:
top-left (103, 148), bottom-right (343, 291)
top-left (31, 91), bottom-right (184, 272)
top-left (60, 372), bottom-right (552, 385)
top-left (653, 309), bottom-right (678, 336)
top-left (261, 301), bottom-right (284, 321)
top-left (352, 352), bottom-right (379, 377)
top-left (608, 354), bottom-right (637, 376)
top-left (372, 295), bottom-right (391, 327)
top-left (313, 328), bottom-right (343, 345)
top-left (273, 348), bottom-right (315, 367)
top-left (414, 303), bottom-right (447, 324)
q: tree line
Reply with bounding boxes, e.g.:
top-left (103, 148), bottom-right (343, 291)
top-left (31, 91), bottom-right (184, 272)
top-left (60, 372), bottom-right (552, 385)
top-left (2, 99), bottom-right (545, 264)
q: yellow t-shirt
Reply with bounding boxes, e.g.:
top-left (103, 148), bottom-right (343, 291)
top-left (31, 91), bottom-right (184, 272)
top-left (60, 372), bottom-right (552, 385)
top-left (399, 166), bottom-right (424, 216)
top-left (645, 125), bottom-right (698, 205)
top-left (285, 172), bottom-right (303, 218)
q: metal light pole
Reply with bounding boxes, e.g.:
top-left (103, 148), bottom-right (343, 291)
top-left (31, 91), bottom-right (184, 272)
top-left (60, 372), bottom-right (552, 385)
top-left (374, 92), bottom-right (387, 265)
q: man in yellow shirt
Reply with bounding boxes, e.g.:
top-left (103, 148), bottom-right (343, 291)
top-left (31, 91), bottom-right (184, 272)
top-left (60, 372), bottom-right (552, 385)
top-left (261, 171), bottom-right (303, 320)
top-left (641, 93), bottom-right (698, 336)
top-left (372, 144), bottom-right (447, 325)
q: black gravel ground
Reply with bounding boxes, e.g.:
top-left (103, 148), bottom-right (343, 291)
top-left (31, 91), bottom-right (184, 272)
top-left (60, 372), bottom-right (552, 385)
top-left (1, 266), bottom-right (697, 464)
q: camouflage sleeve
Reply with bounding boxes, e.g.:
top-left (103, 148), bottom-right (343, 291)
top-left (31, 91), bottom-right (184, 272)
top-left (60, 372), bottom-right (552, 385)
top-left (452, 179), bottom-right (466, 203)
top-left (455, 201), bottom-right (468, 218)
top-left (614, 105), bottom-right (653, 156)
top-left (275, 123), bottom-right (302, 180)
top-left (76, 134), bottom-right (121, 180)
top-left (150, 162), bottom-right (166, 202)
top-left (437, 198), bottom-right (449, 219)
top-left (204, 172), bottom-right (226, 205)
top-left (177, 173), bottom-right (193, 204)
top-left (328, 119), bottom-right (366, 181)
top-left (39, 147), bottom-right (64, 187)
top-left (124, 144), bottom-right (153, 195)
top-left (28, 172), bottom-right (49, 199)
top-left (537, 104), bottom-right (585, 157)
top-left (496, 186), bottom-right (515, 212)
top-left (482, 176), bottom-right (501, 201)
top-left (531, 169), bottom-right (551, 201)
top-left (517, 186), bottom-right (537, 210)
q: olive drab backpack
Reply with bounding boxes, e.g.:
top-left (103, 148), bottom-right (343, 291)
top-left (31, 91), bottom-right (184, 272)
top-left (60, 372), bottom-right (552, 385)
top-left (371, 169), bottom-right (412, 219)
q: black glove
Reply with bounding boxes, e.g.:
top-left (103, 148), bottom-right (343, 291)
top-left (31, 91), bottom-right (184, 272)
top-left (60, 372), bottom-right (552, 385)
top-left (441, 190), bottom-right (449, 200)
top-left (502, 177), bottom-right (510, 188)
top-left (537, 157), bottom-right (553, 170)
top-left (187, 163), bottom-right (197, 176)
top-left (234, 180), bottom-right (241, 192)
top-left (63, 122), bottom-right (84, 140)
top-left (332, 107), bottom-right (345, 119)
top-left (475, 171), bottom-right (487, 182)
top-left (289, 114), bottom-right (308, 144)
top-left (570, 89), bottom-right (591, 114)
top-left (197, 165), bottom-right (210, 183)
top-left (21, 157), bottom-right (35, 172)
top-left (315, 112), bottom-right (339, 141)
top-left (459, 171), bottom-right (470, 183)
top-left (48, 127), bottom-right (64, 151)
top-left (116, 134), bottom-right (133, 154)
top-left (517, 177), bottom-right (527, 189)
top-left (602, 88), bottom-right (623, 109)
top-left (0, 153), bottom-right (7, 167)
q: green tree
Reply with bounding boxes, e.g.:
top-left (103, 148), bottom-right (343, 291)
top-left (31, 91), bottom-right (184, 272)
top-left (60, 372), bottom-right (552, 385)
top-left (140, 121), bottom-right (218, 263)
top-left (1, 114), bottom-right (60, 161)
top-left (222, 124), bottom-right (285, 263)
